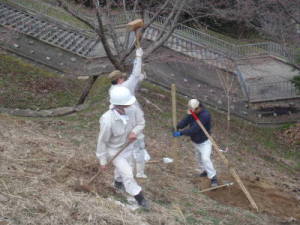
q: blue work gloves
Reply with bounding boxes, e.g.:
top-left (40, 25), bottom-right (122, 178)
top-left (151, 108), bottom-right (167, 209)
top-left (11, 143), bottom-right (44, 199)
top-left (172, 131), bottom-right (182, 137)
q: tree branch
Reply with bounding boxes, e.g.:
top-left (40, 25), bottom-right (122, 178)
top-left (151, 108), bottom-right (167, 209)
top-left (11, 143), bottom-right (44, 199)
top-left (55, 0), bottom-right (96, 30)
top-left (104, 0), bottom-right (123, 58)
top-left (276, 0), bottom-right (300, 25)
top-left (144, 0), bottom-right (185, 58)
top-left (93, 0), bottom-right (124, 70)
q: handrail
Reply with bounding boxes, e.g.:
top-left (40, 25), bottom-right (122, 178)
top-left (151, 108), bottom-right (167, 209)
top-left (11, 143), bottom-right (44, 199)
top-left (109, 10), bottom-right (297, 65)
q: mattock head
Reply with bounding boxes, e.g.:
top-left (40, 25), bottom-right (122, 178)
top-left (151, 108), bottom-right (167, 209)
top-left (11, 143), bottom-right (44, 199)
top-left (127, 19), bottom-right (144, 31)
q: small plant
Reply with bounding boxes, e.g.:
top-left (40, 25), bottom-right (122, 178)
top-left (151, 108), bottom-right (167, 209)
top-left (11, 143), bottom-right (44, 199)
top-left (291, 75), bottom-right (300, 93)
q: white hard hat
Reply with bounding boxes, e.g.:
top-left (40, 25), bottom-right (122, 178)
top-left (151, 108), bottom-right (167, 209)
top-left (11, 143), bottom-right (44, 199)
top-left (110, 86), bottom-right (136, 105)
top-left (188, 99), bottom-right (200, 110)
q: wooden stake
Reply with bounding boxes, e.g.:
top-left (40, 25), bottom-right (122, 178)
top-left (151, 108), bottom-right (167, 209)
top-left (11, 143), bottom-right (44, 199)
top-left (171, 84), bottom-right (180, 173)
top-left (190, 110), bottom-right (259, 212)
top-left (171, 84), bottom-right (177, 130)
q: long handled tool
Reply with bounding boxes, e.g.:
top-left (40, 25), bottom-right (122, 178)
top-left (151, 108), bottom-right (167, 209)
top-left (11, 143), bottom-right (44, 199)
top-left (189, 110), bottom-right (259, 211)
top-left (199, 182), bottom-right (234, 193)
top-left (76, 142), bottom-right (131, 192)
top-left (127, 19), bottom-right (144, 48)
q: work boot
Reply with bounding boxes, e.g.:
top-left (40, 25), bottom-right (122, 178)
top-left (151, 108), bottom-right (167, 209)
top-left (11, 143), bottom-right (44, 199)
top-left (199, 171), bottom-right (208, 177)
top-left (134, 191), bottom-right (149, 209)
top-left (114, 181), bottom-right (125, 192)
top-left (210, 176), bottom-right (219, 187)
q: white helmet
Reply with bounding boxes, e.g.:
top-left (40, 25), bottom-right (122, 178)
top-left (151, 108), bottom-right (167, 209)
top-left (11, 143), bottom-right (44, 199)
top-left (110, 86), bottom-right (136, 106)
top-left (188, 99), bottom-right (200, 110)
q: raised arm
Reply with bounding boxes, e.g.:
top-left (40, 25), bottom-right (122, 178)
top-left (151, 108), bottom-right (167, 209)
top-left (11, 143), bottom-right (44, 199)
top-left (123, 48), bottom-right (143, 93)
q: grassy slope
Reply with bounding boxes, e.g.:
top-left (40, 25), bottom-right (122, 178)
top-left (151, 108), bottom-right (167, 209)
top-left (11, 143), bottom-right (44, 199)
top-left (0, 52), bottom-right (86, 110)
top-left (0, 0), bottom-right (90, 30)
top-left (1, 66), bottom-right (299, 224)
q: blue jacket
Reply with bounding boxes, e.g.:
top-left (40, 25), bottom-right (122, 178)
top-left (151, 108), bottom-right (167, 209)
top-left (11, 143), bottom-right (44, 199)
top-left (176, 109), bottom-right (211, 144)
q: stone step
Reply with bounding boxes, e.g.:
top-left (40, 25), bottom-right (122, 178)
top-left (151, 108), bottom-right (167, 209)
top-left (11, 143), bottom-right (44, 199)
top-left (69, 36), bottom-right (86, 52)
top-left (0, 2), bottom-right (98, 58)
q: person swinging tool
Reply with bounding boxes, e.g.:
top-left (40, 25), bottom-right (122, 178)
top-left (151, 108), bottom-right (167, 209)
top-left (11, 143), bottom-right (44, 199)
top-left (96, 86), bottom-right (149, 208)
top-left (172, 99), bottom-right (219, 187)
top-left (108, 47), bottom-right (150, 179)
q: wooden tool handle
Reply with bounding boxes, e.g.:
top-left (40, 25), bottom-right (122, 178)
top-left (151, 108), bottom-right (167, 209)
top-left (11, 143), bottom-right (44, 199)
top-left (88, 142), bottom-right (131, 184)
top-left (199, 182), bottom-right (234, 193)
top-left (135, 30), bottom-right (142, 48)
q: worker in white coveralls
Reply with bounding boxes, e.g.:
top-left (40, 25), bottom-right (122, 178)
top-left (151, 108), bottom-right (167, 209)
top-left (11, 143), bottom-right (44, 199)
top-left (107, 47), bottom-right (150, 179)
top-left (96, 86), bottom-right (149, 208)
top-left (172, 99), bottom-right (219, 187)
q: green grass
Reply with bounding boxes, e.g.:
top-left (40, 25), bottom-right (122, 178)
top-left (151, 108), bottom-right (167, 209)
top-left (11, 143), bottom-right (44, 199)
top-left (0, 0), bottom-right (91, 30)
top-left (0, 53), bottom-right (86, 110)
top-left (252, 125), bottom-right (300, 170)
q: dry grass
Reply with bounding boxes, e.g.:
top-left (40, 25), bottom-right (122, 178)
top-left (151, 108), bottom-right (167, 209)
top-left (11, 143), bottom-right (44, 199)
top-left (0, 78), bottom-right (299, 224)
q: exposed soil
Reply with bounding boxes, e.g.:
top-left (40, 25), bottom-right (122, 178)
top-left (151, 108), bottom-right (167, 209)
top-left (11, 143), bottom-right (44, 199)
top-left (191, 175), bottom-right (300, 220)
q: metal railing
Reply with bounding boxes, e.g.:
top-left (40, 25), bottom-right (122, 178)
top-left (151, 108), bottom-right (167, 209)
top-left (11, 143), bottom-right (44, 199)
top-left (247, 80), bottom-right (300, 102)
top-left (109, 10), bottom-right (299, 102)
top-left (109, 10), bottom-right (297, 65)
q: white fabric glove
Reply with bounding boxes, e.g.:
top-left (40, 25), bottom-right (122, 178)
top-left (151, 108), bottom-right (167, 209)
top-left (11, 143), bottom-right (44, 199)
top-left (136, 48), bottom-right (143, 57)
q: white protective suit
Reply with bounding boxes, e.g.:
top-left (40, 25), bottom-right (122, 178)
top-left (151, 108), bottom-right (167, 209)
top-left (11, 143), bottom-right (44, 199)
top-left (109, 50), bottom-right (150, 178)
top-left (193, 140), bottom-right (216, 179)
top-left (96, 104), bottom-right (145, 196)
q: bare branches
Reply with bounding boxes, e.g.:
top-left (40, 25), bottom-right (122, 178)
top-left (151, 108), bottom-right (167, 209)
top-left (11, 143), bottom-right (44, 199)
top-left (55, 0), bottom-right (95, 30)
top-left (142, 0), bottom-right (171, 31)
top-left (93, 0), bottom-right (124, 70)
top-left (144, 0), bottom-right (185, 58)
top-left (276, 0), bottom-right (300, 25)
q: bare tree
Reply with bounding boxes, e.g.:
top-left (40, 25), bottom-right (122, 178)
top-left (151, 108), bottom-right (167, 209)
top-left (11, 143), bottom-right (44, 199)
top-left (55, 0), bottom-right (187, 72)
top-left (183, 0), bottom-right (300, 46)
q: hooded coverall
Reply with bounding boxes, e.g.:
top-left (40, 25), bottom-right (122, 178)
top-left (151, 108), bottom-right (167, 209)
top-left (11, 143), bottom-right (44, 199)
top-left (96, 104), bottom-right (145, 196)
top-left (109, 53), bottom-right (150, 178)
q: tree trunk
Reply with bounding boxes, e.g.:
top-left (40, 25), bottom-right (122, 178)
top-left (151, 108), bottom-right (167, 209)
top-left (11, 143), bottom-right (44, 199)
top-left (77, 75), bottom-right (98, 105)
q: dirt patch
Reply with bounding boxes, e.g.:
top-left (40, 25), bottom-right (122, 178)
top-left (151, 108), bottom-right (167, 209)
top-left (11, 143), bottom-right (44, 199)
top-left (192, 175), bottom-right (300, 219)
